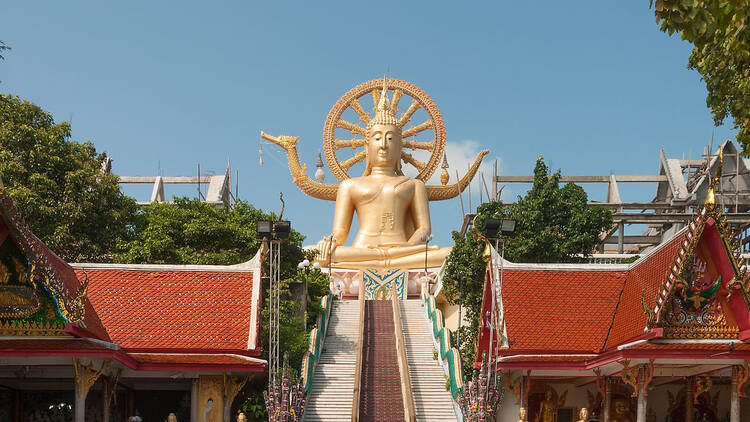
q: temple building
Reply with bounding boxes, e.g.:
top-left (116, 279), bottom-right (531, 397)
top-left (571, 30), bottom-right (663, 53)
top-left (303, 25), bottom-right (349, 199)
top-left (468, 149), bottom-right (750, 421)
top-left (0, 184), bottom-right (263, 421)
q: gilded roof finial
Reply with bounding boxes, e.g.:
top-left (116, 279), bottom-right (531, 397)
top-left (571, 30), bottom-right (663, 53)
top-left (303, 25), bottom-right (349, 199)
top-left (705, 145), bottom-right (724, 211)
top-left (368, 75), bottom-right (398, 128)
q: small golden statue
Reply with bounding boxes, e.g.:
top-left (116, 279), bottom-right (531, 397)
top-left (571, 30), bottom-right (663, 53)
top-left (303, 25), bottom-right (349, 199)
top-left (517, 407), bottom-right (528, 422)
top-left (536, 389), bottom-right (558, 422)
top-left (576, 408), bottom-right (589, 422)
top-left (611, 398), bottom-right (635, 422)
top-left (262, 78), bottom-right (487, 270)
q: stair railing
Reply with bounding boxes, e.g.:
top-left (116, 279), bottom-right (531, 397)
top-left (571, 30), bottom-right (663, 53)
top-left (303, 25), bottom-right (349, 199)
top-left (299, 293), bottom-right (334, 394)
top-left (391, 287), bottom-right (416, 421)
top-left (421, 283), bottom-right (465, 420)
top-left (351, 282), bottom-right (365, 421)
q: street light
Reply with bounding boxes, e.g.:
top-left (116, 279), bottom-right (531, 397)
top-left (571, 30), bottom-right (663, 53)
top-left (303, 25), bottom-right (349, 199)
top-left (298, 259), bottom-right (320, 331)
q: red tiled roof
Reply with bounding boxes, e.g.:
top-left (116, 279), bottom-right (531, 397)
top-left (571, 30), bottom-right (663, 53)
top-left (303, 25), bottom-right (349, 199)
top-left (502, 269), bottom-right (627, 353)
top-left (604, 233), bottom-right (685, 350)
top-left (79, 269), bottom-right (257, 351)
top-left (130, 353), bottom-right (264, 366)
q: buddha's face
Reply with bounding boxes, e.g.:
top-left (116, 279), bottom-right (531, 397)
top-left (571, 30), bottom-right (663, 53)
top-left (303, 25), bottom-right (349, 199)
top-left (238, 413), bottom-right (247, 422)
top-left (519, 407), bottom-right (527, 418)
top-left (545, 390), bottom-right (553, 400)
top-left (614, 400), bottom-right (629, 415)
top-left (580, 408), bottom-right (588, 419)
top-left (367, 124), bottom-right (402, 170)
top-left (168, 414), bottom-right (177, 422)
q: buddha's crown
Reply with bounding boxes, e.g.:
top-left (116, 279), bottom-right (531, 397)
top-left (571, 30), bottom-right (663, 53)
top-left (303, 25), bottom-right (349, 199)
top-left (368, 78), bottom-right (399, 128)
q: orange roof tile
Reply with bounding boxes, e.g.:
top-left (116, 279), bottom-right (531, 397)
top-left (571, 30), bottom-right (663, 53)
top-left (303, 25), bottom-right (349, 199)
top-left (604, 233), bottom-right (685, 350)
top-left (502, 269), bottom-right (627, 353)
top-left (130, 353), bottom-right (264, 366)
top-left (78, 269), bottom-right (258, 352)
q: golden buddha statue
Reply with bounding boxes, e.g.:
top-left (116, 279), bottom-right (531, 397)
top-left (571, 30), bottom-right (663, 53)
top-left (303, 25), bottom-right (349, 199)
top-left (262, 78), bottom-right (487, 270)
top-left (535, 389), bottom-right (558, 422)
top-left (611, 398), bottom-right (635, 422)
top-left (576, 408), bottom-right (589, 422)
top-left (315, 81), bottom-right (450, 269)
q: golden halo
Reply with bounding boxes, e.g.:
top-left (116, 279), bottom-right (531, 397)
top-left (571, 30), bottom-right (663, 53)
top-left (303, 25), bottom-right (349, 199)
top-left (323, 78), bottom-right (446, 182)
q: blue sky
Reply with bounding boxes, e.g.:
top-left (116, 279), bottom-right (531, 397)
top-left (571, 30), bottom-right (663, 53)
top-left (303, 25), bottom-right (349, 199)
top-left (1, 1), bottom-right (737, 248)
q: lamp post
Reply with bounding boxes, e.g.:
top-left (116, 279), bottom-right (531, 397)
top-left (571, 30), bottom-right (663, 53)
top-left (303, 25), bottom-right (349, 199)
top-left (297, 259), bottom-right (320, 332)
top-left (424, 233), bottom-right (433, 292)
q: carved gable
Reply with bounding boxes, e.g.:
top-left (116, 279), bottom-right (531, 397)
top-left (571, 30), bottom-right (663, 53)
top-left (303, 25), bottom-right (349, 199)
top-left (645, 206), bottom-right (750, 339)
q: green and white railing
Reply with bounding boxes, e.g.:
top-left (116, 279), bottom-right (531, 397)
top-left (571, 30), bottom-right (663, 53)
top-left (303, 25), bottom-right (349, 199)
top-left (421, 282), bottom-right (464, 421)
top-left (299, 293), bottom-right (333, 393)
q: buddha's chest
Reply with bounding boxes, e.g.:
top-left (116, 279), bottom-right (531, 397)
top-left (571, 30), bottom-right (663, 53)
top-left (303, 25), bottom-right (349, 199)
top-left (351, 178), bottom-right (414, 209)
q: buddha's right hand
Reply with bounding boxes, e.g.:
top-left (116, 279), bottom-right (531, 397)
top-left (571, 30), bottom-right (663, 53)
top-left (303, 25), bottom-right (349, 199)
top-left (316, 235), bottom-right (337, 262)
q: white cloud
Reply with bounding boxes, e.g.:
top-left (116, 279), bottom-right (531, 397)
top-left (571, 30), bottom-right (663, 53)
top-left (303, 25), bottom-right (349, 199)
top-left (402, 139), bottom-right (504, 203)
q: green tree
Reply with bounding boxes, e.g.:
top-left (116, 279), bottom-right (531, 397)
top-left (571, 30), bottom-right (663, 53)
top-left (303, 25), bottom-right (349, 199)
top-left (442, 157), bottom-right (613, 373)
top-left (650, 1), bottom-right (750, 152)
top-left (0, 94), bottom-right (137, 262)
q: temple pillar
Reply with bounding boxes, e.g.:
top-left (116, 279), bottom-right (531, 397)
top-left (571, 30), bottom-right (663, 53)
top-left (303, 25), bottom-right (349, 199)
top-left (73, 358), bottom-right (108, 422)
top-left (636, 367), bottom-right (647, 422)
top-left (101, 369), bottom-right (121, 422)
top-left (685, 377), bottom-right (694, 422)
top-left (192, 379), bottom-right (199, 422)
top-left (731, 366), bottom-right (741, 422)
top-left (603, 377), bottom-right (611, 422)
top-left (223, 373), bottom-right (248, 422)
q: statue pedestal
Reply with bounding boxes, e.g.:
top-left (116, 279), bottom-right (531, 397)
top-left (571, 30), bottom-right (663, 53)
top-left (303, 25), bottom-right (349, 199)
top-left (326, 268), bottom-right (438, 300)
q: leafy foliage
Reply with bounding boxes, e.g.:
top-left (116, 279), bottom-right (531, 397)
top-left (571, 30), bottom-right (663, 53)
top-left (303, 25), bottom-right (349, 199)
top-left (442, 157), bottom-right (613, 373)
top-left (113, 198), bottom-right (305, 272)
top-left (651, 0), bottom-right (750, 152)
top-left (0, 94), bottom-right (138, 262)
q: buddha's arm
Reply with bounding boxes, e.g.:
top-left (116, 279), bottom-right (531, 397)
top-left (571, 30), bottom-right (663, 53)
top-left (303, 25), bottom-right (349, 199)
top-left (407, 180), bottom-right (431, 245)
top-left (331, 180), bottom-right (354, 246)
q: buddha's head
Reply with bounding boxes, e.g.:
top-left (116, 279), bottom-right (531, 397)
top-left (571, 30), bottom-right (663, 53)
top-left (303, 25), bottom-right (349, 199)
top-left (580, 408), bottom-right (588, 419)
top-left (518, 407), bottom-right (527, 419)
top-left (365, 79), bottom-right (402, 175)
top-left (614, 398), bottom-right (630, 416)
top-left (167, 413), bottom-right (177, 422)
top-left (237, 413), bottom-right (247, 422)
top-left (545, 389), bottom-right (553, 400)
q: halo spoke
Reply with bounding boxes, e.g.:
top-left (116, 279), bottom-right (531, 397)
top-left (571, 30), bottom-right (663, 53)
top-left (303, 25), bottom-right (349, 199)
top-left (340, 151), bottom-right (367, 170)
top-left (402, 120), bottom-right (434, 139)
top-left (391, 89), bottom-right (403, 115)
top-left (334, 138), bottom-right (367, 149)
top-left (403, 140), bottom-right (435, 151)
top-left (349, 99), bottom-right (370, 125)
top-left (336, 119), bottom-right (368, 136)
top-left (370, 89), bottom-right (380, 110)
top-left (401, 152), bottom-right (427, 172)
top-left (398, 99), bottom-right (421, 127)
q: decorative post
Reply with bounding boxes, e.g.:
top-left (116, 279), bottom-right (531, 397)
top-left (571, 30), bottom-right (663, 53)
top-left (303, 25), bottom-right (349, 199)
top-left (223, 373), bottom-right (248, 422)
top-left (636, 366), bottom-right (647, 422)
top-left (73, 358), bottom-right (109, 422)
top-left (603, 377), bottom-right (611, 422)
top-left (685, 377), bottom-right (694, 422)
top-left (101, 368), bottom-right (121, 422)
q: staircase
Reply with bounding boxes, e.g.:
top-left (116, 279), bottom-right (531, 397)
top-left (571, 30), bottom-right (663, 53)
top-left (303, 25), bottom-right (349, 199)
top-left (359, 300), bottom-right (405, 421)
top-left (305, 299), bottom-right (361, 421)
top-left (400, 299), bottom-right (457, 421)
